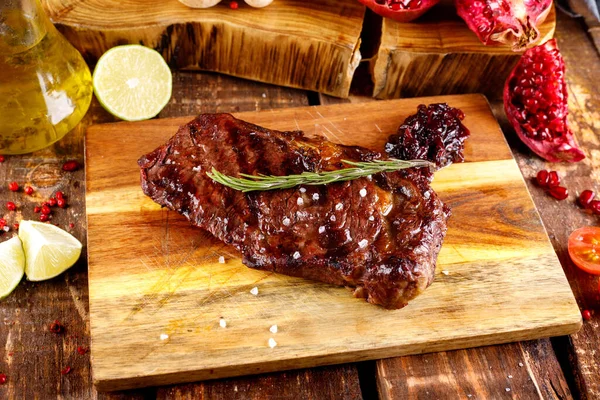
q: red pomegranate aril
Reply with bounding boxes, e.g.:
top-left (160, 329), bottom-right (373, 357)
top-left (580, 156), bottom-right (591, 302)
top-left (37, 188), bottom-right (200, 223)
top-left (61, 366), bottom-right (72, 375)
top-left (24, 186), bottom-right (34, 195)
top-left (536, 170), bottom-right (549, 187)
top-left (549, 186), bottom-right (568, 200)
top-left (229, 0), bottom-right (238, 9)
top-left (547, 171), bottom-right (560, 187)
top-left (40, 214), bottom-right (49, 222)
top-left (49, 320), bottom-right (64, 333)
top-left (8, 181), bottom-right (18, 191)
top-left (56, 191), bottom-right (64, 200)
top-left (57, 198), bottom-right (66, 208)
top-left (47, 198), bottom-right (57, 207)
top-left (41, 205), bottom-right (51, 215)
top-left (590, 200), bottom-right (600, 215)
top-left (34, 206), bottom-right (41, 213)
top-left (6, 201), bottom-right (16, 211)
top-left (0, 155), bottom-right (4, 163)
top-left (0, 373), bottom-right (6, 385)
top-left (0, 218), bottom-right (6, 228)
top-left (62, 160), bottom-right (80, 172)
top-left (13, 223), bottom-right (19, 230)
top-left (582, 309), bottom-right (591, 321)
top-left (579, 190), bottom-right (595, 208)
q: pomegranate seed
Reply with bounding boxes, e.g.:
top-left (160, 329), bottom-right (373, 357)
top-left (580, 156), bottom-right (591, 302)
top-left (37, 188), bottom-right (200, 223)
top-left (77, 346), bottom-right (88, 355)
top-left (47, 198), bottom-right (57, 207)
top-left (62, 160), bottom-right (80, 172)
top-left (56, 191), bottom-right (64, 200)
top-left (229, 0), bottom-right (238, 9)
top-left (582, 309), bottom-right (591, 321)
top-left (61, 366), bottom-right (72, 375)
top-left (579, 190), bottom-right (595, 208)
top-left (0, 373), bottom-right (6, 385)
top-left (13, 223), bottom-right (19, 230)
top-left (34, 206), bottom-right (41, 213)
top-left (536, 170), bottom-right (549, 187)
top-left (6, 201), bottom-right (16, 211)
top-left (41, 205), bottom-right (51, 215)
top-left (24, 186), bottom-right (34, 195)
top-left (49, 320), bottom-right (64, 333)
top-left (0, 155), bottom-right (4, 163)
top-left (590, 200), bottom-right (600, 215)
top-left (8, 181), bottom-right (18, 191)
top-left (547, 171), bottom-right (560, 187)
top-left (57, 198), bottom-right (66, 208)
top-left (40, 214), bottom-right (49, 222)
top-left (549, 186), bottom-right (568, 200)
top-left (69, 223), bottom-right (75, 229)
top-left (0, 218), bottom-right (6, 228)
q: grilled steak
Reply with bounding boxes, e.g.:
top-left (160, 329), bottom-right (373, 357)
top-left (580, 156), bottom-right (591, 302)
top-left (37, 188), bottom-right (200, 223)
top-left (138, 106), bottom-right (469, 309)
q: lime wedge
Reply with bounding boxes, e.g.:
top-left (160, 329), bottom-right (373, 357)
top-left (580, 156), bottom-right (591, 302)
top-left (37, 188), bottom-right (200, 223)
top-left (18, 221), bottom-right (82, 281)
top-left (0, 236), bottom-right (25, 300)
top-left (93, 45), bottom-right (172, 121)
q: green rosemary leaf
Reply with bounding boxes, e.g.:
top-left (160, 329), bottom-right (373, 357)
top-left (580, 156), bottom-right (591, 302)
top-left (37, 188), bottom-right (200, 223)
top-left (206, 158), bottom-right (434, 192)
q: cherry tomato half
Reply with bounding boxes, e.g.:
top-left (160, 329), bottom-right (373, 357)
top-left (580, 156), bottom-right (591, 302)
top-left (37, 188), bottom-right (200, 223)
top-left (568, 227), bottom-right (600, 275)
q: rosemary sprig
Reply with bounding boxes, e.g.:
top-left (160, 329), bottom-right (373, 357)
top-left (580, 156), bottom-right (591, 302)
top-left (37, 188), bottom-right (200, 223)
top-left (206, 159), bottom-right (434, 192)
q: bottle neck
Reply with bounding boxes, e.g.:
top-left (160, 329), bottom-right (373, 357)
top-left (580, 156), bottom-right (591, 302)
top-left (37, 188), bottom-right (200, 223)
top-left (0, 0), bottom-right (49, 54)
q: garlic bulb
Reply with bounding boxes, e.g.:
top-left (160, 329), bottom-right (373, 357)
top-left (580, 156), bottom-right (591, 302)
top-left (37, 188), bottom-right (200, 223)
top-left (244, 0), bottom-right (274, 7)
top-left (178, 0), bottom-right (222, 8)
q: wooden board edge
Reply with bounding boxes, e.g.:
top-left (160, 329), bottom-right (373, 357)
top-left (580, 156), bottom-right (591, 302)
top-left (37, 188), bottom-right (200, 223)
top-left (92, 317), bottom-right (581, 392)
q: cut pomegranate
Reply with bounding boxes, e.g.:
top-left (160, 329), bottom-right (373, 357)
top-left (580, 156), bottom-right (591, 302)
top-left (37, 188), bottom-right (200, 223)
top-left (548, 186), bottom-right (568, 200)
top-left (504, 39), bottom-right (584, 162)
top-left (454, 0), bottom-right (552, 50)
top-left (357, 0), bottom-right (440, 22)
top-left (579, 190), bottom-right (595, 208)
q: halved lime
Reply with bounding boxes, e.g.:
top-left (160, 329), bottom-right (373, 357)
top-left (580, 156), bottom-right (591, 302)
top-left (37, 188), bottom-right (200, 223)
top-left (0, 236), bottom-right (25, 300)
top-left (18, 221), bottom-right (82, 281)
top-left (93, 45), bottom-right (172, 121)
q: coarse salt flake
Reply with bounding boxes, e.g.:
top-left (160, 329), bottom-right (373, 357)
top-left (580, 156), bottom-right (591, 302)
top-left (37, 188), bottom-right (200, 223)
top-left (508, 375), bottom-right (513, 379)
top-left (519, 362), bottom-right (524, 367)
top-left (218, 256), bottom-right (225, 264)
top-left (269, 325), bottom-right (278, 334)
top-left (293, 251), bottom-right (301, 260)
top-left (297, 197), bottom-right (304, 206)
top-left (219, 318), bottom-right (227, 328)
top-left (250, 287), bottom-right (259, 295)
top-left (505, 388), bottom-right (511, 392)
top-left (318, 226), bottom-right (326, 234)
top-left (2, 226), bottom-right (9, 232)
top-left (268, 338), bottom-right (277, 348)
top-left (282, 217), bottom-right (291, 226)
top-left (368, 216), bottom-right (375, 221)
top-left (192, 166), bottom-right (201, 172)
top-left (299, 187), bottom-right (306, 193)
top-left (441, 270), bottom-right (449, 276)
top-left (330, 215), bottom-right (336, 222)
top-left (335, 203), bottom-right (343, 211)
top-left (312, 193), bottom-right (320, 201)
top-left (359, 188), bottom-right (367, 197)
top-left (358, 239), bottom-right (368, 249)
top-left (160, 333), bottom-right (169, 340)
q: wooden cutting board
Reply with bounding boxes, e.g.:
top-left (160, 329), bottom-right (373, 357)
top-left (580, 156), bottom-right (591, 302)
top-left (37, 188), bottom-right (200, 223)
top-left (85, 94), bottom-right (581, 391)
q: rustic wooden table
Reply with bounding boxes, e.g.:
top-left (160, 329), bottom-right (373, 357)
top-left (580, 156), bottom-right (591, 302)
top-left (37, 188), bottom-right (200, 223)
top-left (0, 11), bottom-right (598, 400)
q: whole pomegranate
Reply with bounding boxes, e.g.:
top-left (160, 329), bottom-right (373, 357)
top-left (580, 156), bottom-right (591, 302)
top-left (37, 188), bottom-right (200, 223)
top-left (504, 39), bottom-right (584, 163)
top-left (357, 0), bottom-right (440, 22)
top-left (454, 0), bottom-right (552, 50)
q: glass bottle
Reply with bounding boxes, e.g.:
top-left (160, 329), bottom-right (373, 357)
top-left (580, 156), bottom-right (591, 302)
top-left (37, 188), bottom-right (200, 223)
top-left (0, 0), bottom-right (92, 154)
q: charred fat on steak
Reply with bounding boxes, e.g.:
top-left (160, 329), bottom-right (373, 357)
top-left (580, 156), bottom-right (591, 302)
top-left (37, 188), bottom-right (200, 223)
top-left (138, 107), bottom-right (469, 309)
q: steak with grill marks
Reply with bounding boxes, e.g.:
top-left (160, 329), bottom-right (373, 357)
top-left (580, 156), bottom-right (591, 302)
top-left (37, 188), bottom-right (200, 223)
top-left (138, 107), bottom-right (469, 309)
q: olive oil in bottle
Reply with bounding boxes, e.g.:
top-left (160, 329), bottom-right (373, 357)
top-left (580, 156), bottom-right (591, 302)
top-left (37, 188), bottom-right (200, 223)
top-left (0, 0), bottom-right (92, 154)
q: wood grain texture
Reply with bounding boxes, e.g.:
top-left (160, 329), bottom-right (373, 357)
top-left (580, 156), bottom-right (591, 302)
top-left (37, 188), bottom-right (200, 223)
top-left (41, 0), bottom-right (363, 98)
top-left (491, 12), bottom-right (600, 400)
top-left (371, 4), bottom-right (556, 100)
top-left (85, 94), bottom-right (580, 391)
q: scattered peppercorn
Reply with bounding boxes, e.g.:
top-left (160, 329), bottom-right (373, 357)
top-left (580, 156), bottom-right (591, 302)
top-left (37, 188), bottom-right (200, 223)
top-left (60, 366), bottom-right (71, 375)
top-left (62, 160), bottom-right (80, 172)
top-left (582, 310), bottom-right (592, 321)
top-left (24, 186), bottom-right (34, 195)
top-left (6, 201), bottom-right (16, 211)
top-left (49, 320), bottom-right (64, 334)
top-left (8, 181), bottom-right (18, 191)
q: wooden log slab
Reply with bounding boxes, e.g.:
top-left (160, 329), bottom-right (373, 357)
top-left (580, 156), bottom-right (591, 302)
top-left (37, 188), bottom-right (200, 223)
top-left (371, 3), bottom-right (556, 100)
top-left (41, 0), bottom-right (364, 98)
